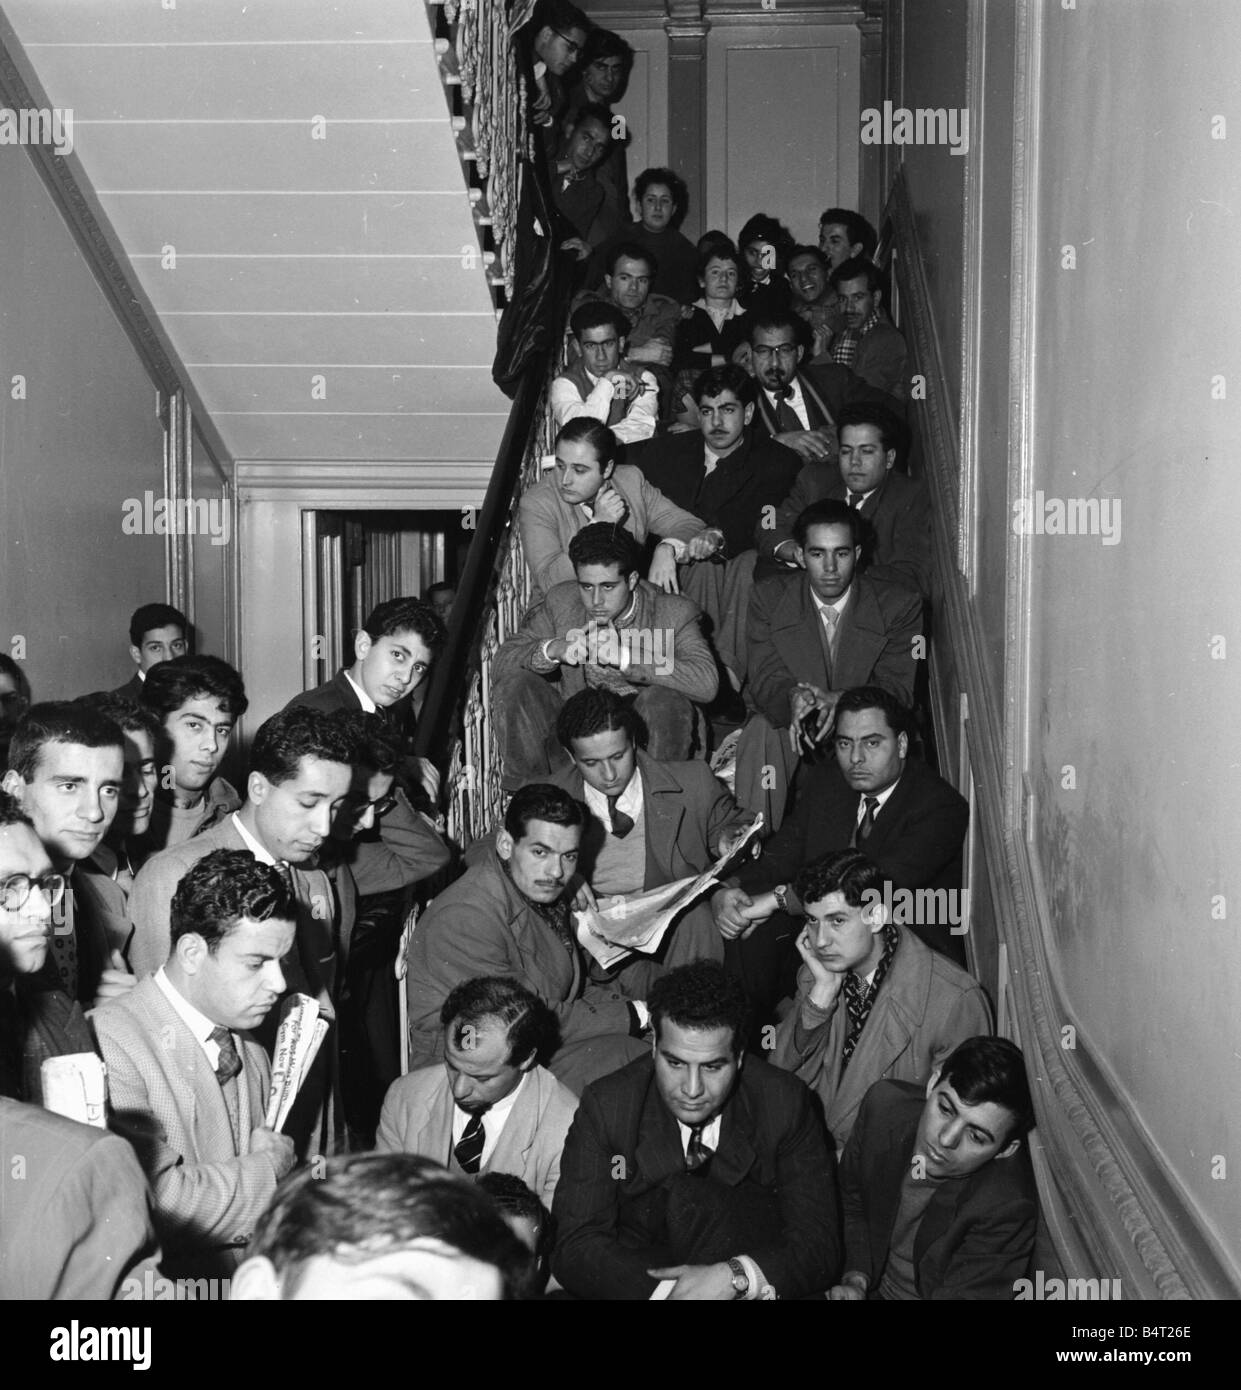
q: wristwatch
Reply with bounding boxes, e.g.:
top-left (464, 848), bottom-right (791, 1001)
top-left (727, 1257), bottom-right (750, 1299)
top-left (772, 884), bottom-right (790, 913)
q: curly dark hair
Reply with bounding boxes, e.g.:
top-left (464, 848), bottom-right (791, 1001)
top-left (142, 654), bottom-right (248, 722)
top-left (169, 848), bottom-right (295, 951)
top-left (249, 706), bottom-right (359, 786)
top-left (647, 961), bottom-right (750, 1057)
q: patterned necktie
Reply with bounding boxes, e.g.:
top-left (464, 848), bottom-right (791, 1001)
top-left (454, 1112), bottom-right (486, 1174)
top-left (685, 1123), bottom-right (714, 1174)
top-left (606, 795), bottom-right (635, 839)
top-left (841, 925), bottom-right (899, 1072)
top-left (50, 886), bottom-right (79, 998)
top-left (856, 796), bottom-right (880, 843)
top-left (210, 1025), bottom-right (242, 1083)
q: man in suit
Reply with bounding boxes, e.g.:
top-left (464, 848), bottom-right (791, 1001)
top-left (765, 849), bottom-right (990, 1150)
top-left (2, 702), bottom-right (131, 1011)
top-left (733, 502), bottom-right (922, 831)
top-left (520, 416), bottom-right (717, 604)
top-left (92, 850), bottom-right (297, 1279)
top-left (718, 686), bottom-right (971, 991)
top-left (492, 524), bottom-right (718, 789)
top-left (286, 595), bottom-right (445, 807)
top-left (231, 1152), bottom-right (530, 1299)
top-left (746, 310), bottom-right (888, 465)
top-left (112, 601), bottom-right (188, 699)
top-left (829, 257), bottom-right (910, 403)
top-left (0, 789), bottom-right (94, 1104)
top-left (0, 1096), bottom-right (162, 1299)
top-left (377, 976), bottom-right (578, 1207)
top-left (818, 207), bottom-right (878, 268)
top-left (551, 960), bottom-right (841, 1300)
top-left (550, 302), bottom-right (660, 446)
top-left (545, 689), bottom-right (753, 986)
top-left (766, 402), bottom-right (933, 598)
top-left (627, 364), bottom-right (803, 684)
top-left (405, 784), bottom-right (648, 1095)
top-left (140, 655), bottom-right (247, 851)
top-left (829, 1036), bottom-right (1038, 1300)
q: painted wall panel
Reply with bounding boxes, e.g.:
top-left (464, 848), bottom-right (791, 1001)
top-left (0, 146), bottom-right (165, 702)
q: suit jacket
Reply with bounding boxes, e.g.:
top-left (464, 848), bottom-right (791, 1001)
top-left (491, 578), bottom-right (718, 706)
top-left (764, 468), bottom-right (933, 598)
top-left (376, 1063), bottom-right (579, 1207)
top-left (111, 672), bottom-right (145, 700)
top-left (0, 974), bottom-right (95, 1105)
top-left (519, 463), bottom-right (705, 602)
top-left (91, 976), bottom-right (279, 1275)
top-left (0, 1097), bottom-right (162, 1299)
top-left (627, 428), bottom-right (802, 560)
top-left (840, 1079), bottom-right (1038, 1299)
top-left (772, 927), bottom-right (992, 1148)
top-left (739, 758), bottom-right (969, 912)
top-left (745, 570), bottom-right (922, 727)
top-left (545, 752), bottom-right (752, 967)
top-left (849, 318), bottom-right (910, 401)
top-left (285, 670), bottom-right (424, 776)
top-left (552, 1054), bottom-right (841, 1300)
top-left (405, 843), bottom-right (634, 1073)
top-left (751, 363), bottom-right (858, 443)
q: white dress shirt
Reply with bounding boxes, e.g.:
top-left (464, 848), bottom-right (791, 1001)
top-left (154, 966), bottom-right (230, 1071)
top-left (549, 367), bottom-right (659, 444)
top-left (343, 668), bottom-right (377, 713)
top-left (582, 767), bottom-right (644, 829)
top-left (765, 377), bottom-right (810, 430)
top-left (450, 1070), bottom-right (529, 1168)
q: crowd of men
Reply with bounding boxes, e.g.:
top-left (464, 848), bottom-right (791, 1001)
top-left (0, 0), bottom-right (1042, 1301)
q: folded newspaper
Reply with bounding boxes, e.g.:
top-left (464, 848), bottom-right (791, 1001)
top-left (41, 1052), bottom-right (108, 1129)
top-left (574, 814), bottom-right (764, 969)
top-left (265, 993), bottom-right (329, 1132)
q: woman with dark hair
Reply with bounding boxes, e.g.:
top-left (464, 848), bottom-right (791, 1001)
top-left (601, 167), bottom-right (699, 304)
top-left (736, 212), bottom-right (796, 318)
top-left (670, 242), bottom-right (750, 422)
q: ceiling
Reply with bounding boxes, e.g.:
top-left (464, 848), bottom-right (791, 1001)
top-left (1, 0), bottom-right (510, 468)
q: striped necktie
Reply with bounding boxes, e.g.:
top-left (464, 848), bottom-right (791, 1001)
top-left (454, 1112), bottom-right (486, 1174)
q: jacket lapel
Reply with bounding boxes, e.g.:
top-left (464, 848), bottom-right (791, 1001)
top-left (419, 1076), bottom-right (456, 1165)
top-left (772, 577), bottom-right (830, 689)
top-left (137, 979), bottom-right (236, 1157)
top-left (489, 1069), bottom-right (540, 1173)
top-left (833, 578), bottom-right (886, 690)
top-left (637, 754), bottom-right (686, 888)
top-left (700, 431), bottom-right (759, 514)
top-left (710, 1082), bottom-right (760, 1187)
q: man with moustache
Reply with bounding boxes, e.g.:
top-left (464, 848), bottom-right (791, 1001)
top-left (828, 257), bottom-right (909, 403)
top-left (717, 686), bottom-right (971, 997)
top-left (2, 703), bottom-right (129, 1010)
top-left (746, 310), bottom-right (893, 466)
top-left (92, 850), bottom-right (297, 1279)
top-left (405, 784), bottom-right (648, 1095)
top-left (0, 790), bottom-right (92, 1103)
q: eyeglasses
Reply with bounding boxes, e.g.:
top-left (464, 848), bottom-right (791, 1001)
top-left (752, 343), bottom-right (799, 359)
top-left (553, 28), bottom-right (584, 55)
top-left (370, 793), bottom-right (399, 817)
top-left (0, 871), bottom-right (66, 912)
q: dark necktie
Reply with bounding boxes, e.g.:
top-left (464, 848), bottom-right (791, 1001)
top-left (454, 1112), bottom-right (486, 1174)
top-left (685, 1123), bottom-right (714, 1174)
top-left (856, 796), bottom-right (880, 844)
top-left (774, 386), bottom-right (802, 433)
top-left (210, 1025), bottom-right (242, 1083)
top-left (849, 491), bottom-right (867, 509)
top-left (606, 795), bottom-right (635, 839)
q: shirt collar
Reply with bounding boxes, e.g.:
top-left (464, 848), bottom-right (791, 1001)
top-left (810, 583), bottom-right (852, 620)
top-left (455, 1068), bottom-right (529, 1133)
top-left (154, 966), bottom-right (223, 1051)
top-left (582, 766), bottom-right (643, 821)
top-left (343, 668), bottom-right (378, 713)
top-left (231, 811), bottom-right (278, 867)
